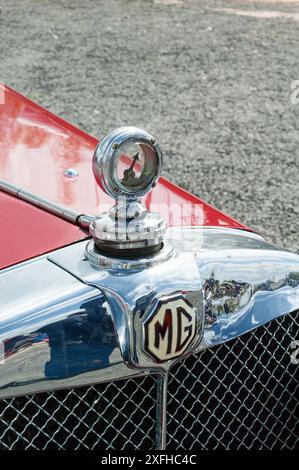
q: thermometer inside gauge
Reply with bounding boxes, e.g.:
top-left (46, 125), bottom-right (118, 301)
top-left (113, 141), bottom-right (158, 195)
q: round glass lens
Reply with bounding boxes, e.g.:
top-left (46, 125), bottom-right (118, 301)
top-left (114, 141), bottom-right (158, 194)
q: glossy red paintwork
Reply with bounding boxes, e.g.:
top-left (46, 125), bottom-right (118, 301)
top-left (0, 84), bottom-right (251, 269)
top-left (0, 191), bottom-right (86, 270)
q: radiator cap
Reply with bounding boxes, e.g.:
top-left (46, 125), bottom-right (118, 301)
top-left (90, 127), bottom-right (166, 257)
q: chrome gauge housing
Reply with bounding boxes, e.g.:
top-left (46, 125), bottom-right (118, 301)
top-left (90, 127), bottom-right (166, 257)
top-left (93, 127), bottom-right (162, 200)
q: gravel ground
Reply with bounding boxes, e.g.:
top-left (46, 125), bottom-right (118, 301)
top-left (0, 0), bottom-right (298, 251)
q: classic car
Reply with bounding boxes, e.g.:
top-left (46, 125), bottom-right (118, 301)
top-left (0, 83), bottom-right (298, 450)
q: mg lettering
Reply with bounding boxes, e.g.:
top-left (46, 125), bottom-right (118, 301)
top-left (143, 296), bottom-right (198, 363)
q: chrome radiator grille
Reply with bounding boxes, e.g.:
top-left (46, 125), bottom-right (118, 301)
top-left (0, 312), bottom-right (298, 450)
top-left (0, 376), bottom-right (157, 450)
top-left (167, 312), bottom-right (299, 449)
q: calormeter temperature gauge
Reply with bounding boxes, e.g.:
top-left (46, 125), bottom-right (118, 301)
top-left (93, 127), bottom-right (162, 199)
top-left (90, 127), bottom-right (166, 258)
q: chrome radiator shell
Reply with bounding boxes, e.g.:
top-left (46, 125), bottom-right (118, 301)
top-left (0, 228), bottom-right (299, 400)
top-left (0, 227), bottom-right (299, 449)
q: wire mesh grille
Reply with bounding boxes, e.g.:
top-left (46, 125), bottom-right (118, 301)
top-left (0, 313), bottom-right (298, 449)
top-left (167, 311), bottom-right (299, 449)
top-left (0, 375), bottom-right (157, 450)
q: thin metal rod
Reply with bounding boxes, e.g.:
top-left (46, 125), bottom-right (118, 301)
top-left (0, 178), bottom-right (94, 229)
top-left (155, 372), bottom-right (168, 450)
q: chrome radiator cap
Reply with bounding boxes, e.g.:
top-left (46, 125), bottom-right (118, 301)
top-left (90, 127), bottom-right (166, 257)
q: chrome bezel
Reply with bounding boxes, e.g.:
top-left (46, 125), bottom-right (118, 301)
top-left (85, 238), bottom-right (173, 270)
top-left (93, 127), bottom-right (162, 200)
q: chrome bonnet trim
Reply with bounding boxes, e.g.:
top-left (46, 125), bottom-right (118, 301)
top-left (50, 227), bottom-right (299, 362)
top-left (0, 257), bottom-right (139, 399)
top-left (0, 227), bottom-right (298, 399)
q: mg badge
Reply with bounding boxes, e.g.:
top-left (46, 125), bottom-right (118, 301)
top-left (143, 295), bottom-right (198, 363)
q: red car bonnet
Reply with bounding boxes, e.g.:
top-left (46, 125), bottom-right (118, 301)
top-left (0, 84), bottom-right (250, 270)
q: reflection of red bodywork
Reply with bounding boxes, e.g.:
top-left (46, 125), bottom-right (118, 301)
top-left (4, 334), bottom-right (49, 359)
top-left (0, 84), bottom-right (251, 270)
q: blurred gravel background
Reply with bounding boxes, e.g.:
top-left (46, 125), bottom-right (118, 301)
top-left (0, 0), bottom-right (298, 251)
